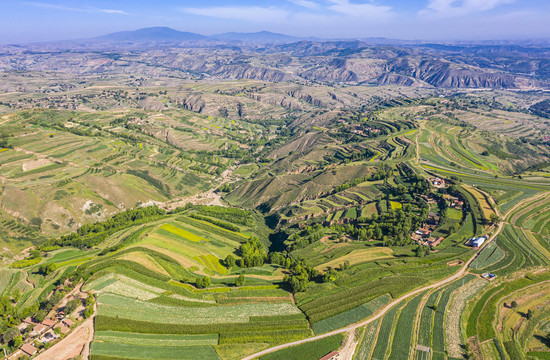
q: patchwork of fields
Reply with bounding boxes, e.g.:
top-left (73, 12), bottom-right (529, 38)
top-left (1, 92), bottom-right (550, 360)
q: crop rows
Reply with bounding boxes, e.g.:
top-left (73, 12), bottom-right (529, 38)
top-left (470, 241), bottom-right (505, 269)
top-left (355, 319), bottom-right (381, 360)
top-left (94, 331), bottom-right (219, 347)
top-left (371, 301), bottom-right (403, 360)
top-left (300, 275), bottom-right (425, 324)
top-left (312, 294), bottom-right (390, 334)
top-left (387, 292), bottom-right (425, 360)
top-left (91, 342), bottom-right (220, 360)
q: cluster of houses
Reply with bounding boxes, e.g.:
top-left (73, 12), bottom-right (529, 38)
top-left (411, 180), bottom-right (467, 248)
top-left (412, 211), bottom-right (445, 248)
top-left (466, 235), bottom-right (488, 248)
top-left (351, 125), bottom-right (381, 137)
top-left (449, 197), bottom-right (464, 209)
top-left (14, 315), bottom-right (75, 357)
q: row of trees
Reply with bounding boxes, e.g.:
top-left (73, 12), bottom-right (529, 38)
top-left (39, 205), bottom-right (167, 249)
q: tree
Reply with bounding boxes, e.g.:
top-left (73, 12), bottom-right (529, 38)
top-left (64, 299), bottom-right (80, 315)
top-left (223, 255), bottom-right (236, 268)
top-left (38, 263), bottom-right (56, 275)
top-left (84, 307), bottom-right (93, 318)
top-left (235, 274), bottom-right (245, 287)
top-left (339, 260), bottom-right (350, 271)
top-left (196, 276), bottom-right (211, 289)
top-left (3, 327), bottom-right (20, 344)
top-left (34, 309), bottom-right (47, 322)
top-left (322, 268), bottom-right (339, 283)
top-left (527, 309), bottom-right (534, 320)
top-left (29, 249), bottom-right (41, 259)
top-left (11, 335), bottom-right (23, 349)
top-left (11, 288), bottom-right (21, 303)
top-left (285, 273), bottom-right (309, 293)
top-left (238, 237), bottom-right (266, 268)
top-left (511, 300), bottom-right (518, 309)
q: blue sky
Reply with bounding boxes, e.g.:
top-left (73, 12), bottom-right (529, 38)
top-left (1, 0), bottom-right (550, 43)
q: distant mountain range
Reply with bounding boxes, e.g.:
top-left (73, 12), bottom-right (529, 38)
top-left (2, 27), bottom-right (549, 90)
top-left (7, 27), bottom-right (550, 48)
top-left (91, 27), bottom-right (304, 44)
top-left (94, 27), bottom-right (207, 42)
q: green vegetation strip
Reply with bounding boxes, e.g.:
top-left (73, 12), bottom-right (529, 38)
top-left (371, 301), bottom-right (403, 360)
top-left (91, 343), bottom-right (220, 360)
top-left (94, 331), bottom-right (219, 346)
top-left (387, 292), bottom-right (425, 360)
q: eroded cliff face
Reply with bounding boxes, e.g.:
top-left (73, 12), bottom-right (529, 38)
top-left (0, 41), bottom-right (548, 90)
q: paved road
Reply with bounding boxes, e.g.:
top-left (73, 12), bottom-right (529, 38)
top-left (242, 192), bottom-right (534, 360)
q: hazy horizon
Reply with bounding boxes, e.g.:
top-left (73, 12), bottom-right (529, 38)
top-left (2, 0), bottom-right (550, 44)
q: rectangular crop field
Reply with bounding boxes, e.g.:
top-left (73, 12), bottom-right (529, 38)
top-left (91, 342), bottom-right (220, 360)
top-left (94, 331), bottom-right (219, 346)
top-left (158, 223), bottom-right (207, 242)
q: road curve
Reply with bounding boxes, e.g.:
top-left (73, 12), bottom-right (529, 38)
top-left (242, 192), bottom-right (535, 360)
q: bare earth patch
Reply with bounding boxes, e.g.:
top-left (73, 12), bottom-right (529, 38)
top-left (22, 158), bottom-right (51, 171)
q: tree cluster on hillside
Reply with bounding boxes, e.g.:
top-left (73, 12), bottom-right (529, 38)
top-left (189, 204), bottom-right (254, 227)
top-left (239, 237), bottom-right (266, 267)
top-left (0, 132), bottom-right (13, 149)
top-left (269, 252), bottom-right (319, 293)
top-left (39, 206), bottom-right (166, 249)
top-left (284, 224), bottom-right (324, 251)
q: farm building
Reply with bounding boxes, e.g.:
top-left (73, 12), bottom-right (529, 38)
top-left (62, 318), bottom-right (75, 327)
top-left (41, 318), bottom-right (56, 327)
top-left (482, 273), bottom-right (497, 280)
top-left (31, 324), bottom-right (47, 336)
top-left (319, 351), bottom-right (340, 360)
top-left (468, 236), bottom-right (488, 247)
top-left (20, 343), bottom-right (37, 356)
top-left (427, 237), bottom-right (444, 248)
top-left (415, 228), bottom-right (432, 238)
top-left (429, 178), bottom-right (446, 188)
top-left (450, 199), bottom-right (464, 209)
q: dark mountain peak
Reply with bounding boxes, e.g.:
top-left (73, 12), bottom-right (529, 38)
top-left (95, 27), bottom-right (206, 42)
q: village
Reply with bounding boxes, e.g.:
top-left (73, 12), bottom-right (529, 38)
top-left (6, 282), bottom-right (93, 360)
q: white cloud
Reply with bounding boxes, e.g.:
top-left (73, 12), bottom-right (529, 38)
top-left (181, 6), bottom-right (290, 23)
top-left (287, 0), bottom-right (320, 9)
top-left (98, 9), bottom-right (129, 15)
top-left (327, 0), bottom-right (393, 20)
top-left (420, 0), bottom-right (515, 17)
top-left (23, 1), bottom-right (128, 15)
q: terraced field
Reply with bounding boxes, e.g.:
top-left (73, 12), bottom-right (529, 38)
top-left (2, 90), bottom-right (550, 360)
